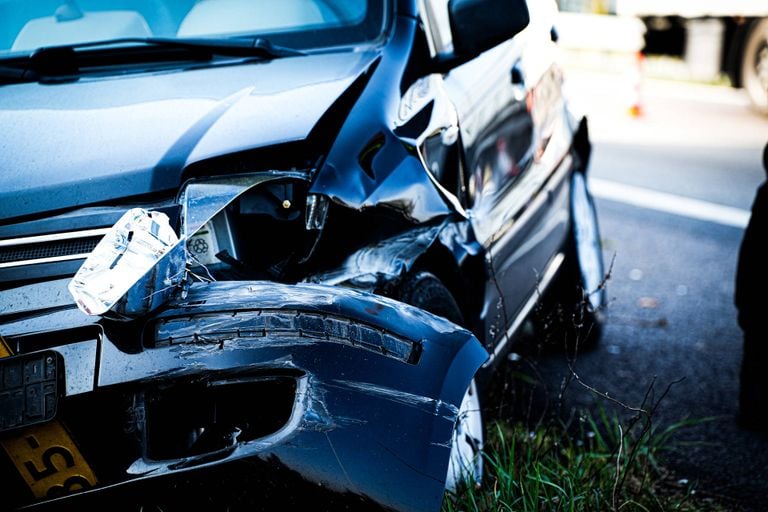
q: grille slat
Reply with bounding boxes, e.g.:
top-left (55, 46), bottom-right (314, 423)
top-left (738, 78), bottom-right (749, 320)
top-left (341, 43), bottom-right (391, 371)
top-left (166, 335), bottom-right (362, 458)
top-left (0, 237), bottom-right (101, 264)
top-left (0, 229), bottom-right (109, 269)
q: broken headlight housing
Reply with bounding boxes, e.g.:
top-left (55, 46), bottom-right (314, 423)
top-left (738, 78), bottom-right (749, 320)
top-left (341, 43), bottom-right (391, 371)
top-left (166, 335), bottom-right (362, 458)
top-left (69, 171), bottom-right (329, 319)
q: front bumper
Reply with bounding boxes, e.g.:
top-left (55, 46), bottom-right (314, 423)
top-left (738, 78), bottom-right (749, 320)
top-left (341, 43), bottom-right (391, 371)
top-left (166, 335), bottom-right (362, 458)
top-left (1, 281), bottom-right (488, 512)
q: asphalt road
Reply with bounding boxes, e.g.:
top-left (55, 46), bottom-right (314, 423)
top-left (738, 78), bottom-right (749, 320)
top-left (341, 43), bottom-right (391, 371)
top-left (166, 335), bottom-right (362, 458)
top-left (508, 68), bottom-right (768, 509)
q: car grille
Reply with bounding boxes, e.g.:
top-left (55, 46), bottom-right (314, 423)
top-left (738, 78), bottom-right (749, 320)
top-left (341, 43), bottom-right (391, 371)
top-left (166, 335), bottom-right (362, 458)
top-left (0, 229), bottom-right (109, 269)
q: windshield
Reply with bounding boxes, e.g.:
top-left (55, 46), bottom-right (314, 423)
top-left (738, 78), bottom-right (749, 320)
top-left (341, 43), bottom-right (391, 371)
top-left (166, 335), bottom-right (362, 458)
top-left (0, 0), bottom-right (387, 57)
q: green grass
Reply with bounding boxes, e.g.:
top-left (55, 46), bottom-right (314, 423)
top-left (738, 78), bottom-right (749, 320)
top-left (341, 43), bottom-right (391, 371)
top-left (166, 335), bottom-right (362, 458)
top-left (443, 411), bottom-right (722, 512)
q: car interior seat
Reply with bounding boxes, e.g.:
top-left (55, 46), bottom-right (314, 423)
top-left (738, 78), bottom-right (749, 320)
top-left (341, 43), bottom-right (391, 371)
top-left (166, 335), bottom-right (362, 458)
top-left (177, 0), bottom-right (332, 37)
top-left (12, 7), bottom-right (152, 51)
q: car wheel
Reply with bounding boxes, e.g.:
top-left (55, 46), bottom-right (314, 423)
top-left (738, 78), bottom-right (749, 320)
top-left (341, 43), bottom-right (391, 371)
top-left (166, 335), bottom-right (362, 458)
top-left (393, 271), bottom-right (483, 491)
top-left (571, 171), bottom-right (605, 314)
top-left (393, 271), bottom-right (464, 326)
top-left (445, 379), bottom-right (484, 494)
top-left (539, 172), bottom-right (605, 351)
top-left (742, 18), bottom-right (768, 115)
top-left (566, 171), bottom-right (605, 348)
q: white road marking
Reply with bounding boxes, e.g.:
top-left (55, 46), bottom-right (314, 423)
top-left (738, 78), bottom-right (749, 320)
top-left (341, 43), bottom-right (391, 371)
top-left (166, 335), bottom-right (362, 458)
top-left (589, 178), bottom-right (751, 228)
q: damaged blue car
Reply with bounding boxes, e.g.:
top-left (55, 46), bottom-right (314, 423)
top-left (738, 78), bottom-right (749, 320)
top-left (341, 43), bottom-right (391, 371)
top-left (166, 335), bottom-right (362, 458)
top-left (0, 0), bottom-right (605, 510)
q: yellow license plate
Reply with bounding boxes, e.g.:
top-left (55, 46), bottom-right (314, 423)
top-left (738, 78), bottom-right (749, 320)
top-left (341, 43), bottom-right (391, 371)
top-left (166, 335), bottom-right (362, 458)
top-left (1, 337), bottom-right (98, 499)
top-left (1, 422), bottom-right (98, 499)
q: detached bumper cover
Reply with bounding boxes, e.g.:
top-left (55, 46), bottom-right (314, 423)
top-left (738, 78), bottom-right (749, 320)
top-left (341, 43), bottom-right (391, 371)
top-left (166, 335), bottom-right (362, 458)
top-left (8, 281), bottom-right (488, 512)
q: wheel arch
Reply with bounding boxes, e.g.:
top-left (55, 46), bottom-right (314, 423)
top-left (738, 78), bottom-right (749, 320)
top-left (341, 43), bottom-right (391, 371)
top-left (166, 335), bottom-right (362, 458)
top-left (410, 240), bottom-right (486, 331)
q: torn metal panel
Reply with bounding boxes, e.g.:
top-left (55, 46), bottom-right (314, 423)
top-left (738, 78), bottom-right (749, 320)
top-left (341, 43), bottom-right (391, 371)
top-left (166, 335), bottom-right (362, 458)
top-left (18, 280), bottom-right (488, 512)
top-left (437, 219), bottom-right (483, 266)
top-left (306, 224), bottom-right (444, 289)
top-left (159, 280), bottom-right (478, 341)
top-left (306, 219), bottom-right (482, 292)
top-left (310, 16), bottom-right (456, 224)
top-left (154, 310), bottom-right (417, 363)
top-left (396, 74), bottom-right (469, 216)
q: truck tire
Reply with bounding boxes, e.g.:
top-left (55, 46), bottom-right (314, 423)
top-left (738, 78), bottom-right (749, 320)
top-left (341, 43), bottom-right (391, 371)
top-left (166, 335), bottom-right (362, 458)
top-left (742, 18), bottom-right (768, 115)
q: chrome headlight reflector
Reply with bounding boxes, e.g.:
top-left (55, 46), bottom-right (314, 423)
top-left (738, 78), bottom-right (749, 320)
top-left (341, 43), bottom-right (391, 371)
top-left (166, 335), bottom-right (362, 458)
top-left (69, 171), bottom-right (314, 319)
top-left (68, 208), bottom-right (183, 317)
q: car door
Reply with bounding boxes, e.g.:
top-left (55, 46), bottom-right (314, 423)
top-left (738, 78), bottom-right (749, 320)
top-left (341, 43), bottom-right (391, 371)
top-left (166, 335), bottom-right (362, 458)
top-left (423, 0), bottom-right (572, 352)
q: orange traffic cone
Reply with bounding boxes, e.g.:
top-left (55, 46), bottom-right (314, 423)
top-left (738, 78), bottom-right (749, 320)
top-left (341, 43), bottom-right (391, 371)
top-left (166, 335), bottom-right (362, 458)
top-left (628, 51), bottom-right (645, 117)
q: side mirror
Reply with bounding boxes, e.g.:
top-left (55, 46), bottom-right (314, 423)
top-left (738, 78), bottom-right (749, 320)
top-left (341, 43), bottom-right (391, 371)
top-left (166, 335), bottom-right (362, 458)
top-left (448, 0), bottom-right (530, 60)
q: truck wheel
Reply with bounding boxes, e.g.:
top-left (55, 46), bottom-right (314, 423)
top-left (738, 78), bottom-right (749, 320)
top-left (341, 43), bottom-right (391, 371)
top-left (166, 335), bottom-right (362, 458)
top-left (742, 18), bottom-right (768, 115)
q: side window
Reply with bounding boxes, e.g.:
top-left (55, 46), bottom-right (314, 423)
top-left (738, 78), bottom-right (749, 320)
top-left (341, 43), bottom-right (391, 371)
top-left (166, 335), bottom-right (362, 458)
top-left (418, 0), bottom-right (452, 57)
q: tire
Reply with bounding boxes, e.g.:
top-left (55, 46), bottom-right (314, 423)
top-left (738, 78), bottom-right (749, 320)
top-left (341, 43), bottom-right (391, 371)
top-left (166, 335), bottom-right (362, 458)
top-left (742, 18), bottom-right (768, 115)
top-left (538, 172), bottom-right (605, 352)
top-left (394, 271), bottom-right (483, 491)
top-left (571, 172), bottom-right (605, 314)
top-left (394, 271), bottom-right (464, 326)
top-left (445, 379), bottom-right (484, 494)
top-left (567, 171), bottom-right (605, 348)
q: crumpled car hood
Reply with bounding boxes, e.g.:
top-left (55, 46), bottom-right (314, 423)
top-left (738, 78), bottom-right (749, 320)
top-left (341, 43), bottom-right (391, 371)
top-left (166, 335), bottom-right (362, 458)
top-left (0, 50), bottom-right (378, 222)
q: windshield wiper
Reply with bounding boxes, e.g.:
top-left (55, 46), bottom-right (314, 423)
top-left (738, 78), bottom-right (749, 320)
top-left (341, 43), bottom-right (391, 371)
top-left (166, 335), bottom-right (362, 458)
top-left (138, 36), bottom-right (303, 58)
top-left (1, 36), bottom-right (304, 82)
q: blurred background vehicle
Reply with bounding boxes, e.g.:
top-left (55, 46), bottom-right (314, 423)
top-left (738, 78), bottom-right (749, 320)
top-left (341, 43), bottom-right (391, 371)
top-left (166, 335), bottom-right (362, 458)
top-left (556, 0), bottom-right (768, 114)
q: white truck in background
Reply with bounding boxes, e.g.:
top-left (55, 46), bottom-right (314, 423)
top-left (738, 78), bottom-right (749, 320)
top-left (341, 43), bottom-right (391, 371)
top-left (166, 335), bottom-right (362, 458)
top-left (558, 0), bottom-right (768, 113)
